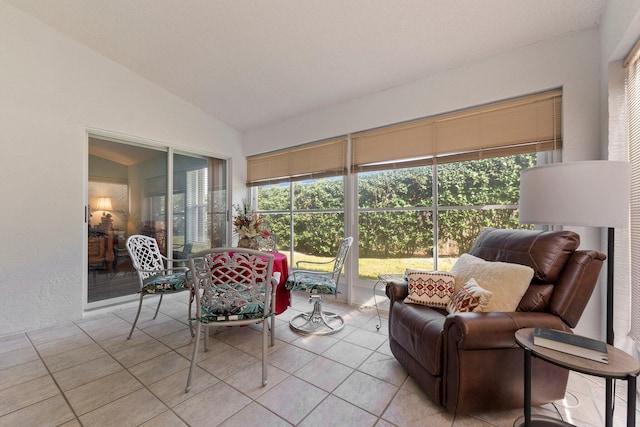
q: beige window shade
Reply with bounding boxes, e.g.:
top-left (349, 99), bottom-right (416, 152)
top-left (352, 90), bottom-right (562, 172)
top-left (351, 120), bottom-right (435, 168)
top-left (434, 140), bottom-right (559, 166)
top-left (247, 136), bottom-right (347, 186)
top-left (354, 141), bottom-right (560, 173)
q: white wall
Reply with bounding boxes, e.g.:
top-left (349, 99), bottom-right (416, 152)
top-left (245, 30), bottom-right (602, 162)
top-left (0, 2), bottom-right (245, 336)
top-left (601, 0), bottom-right (640, 64)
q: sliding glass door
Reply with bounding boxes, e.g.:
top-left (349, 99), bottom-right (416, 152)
top-left (87, 136), bottom-right (227, 308)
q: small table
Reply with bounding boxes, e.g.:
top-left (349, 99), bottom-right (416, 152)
top-left (374, 273), bottom-right (405, 330)
top-left (515, 328), bottom-right (640, 427)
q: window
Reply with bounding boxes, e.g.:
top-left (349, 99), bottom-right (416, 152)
top-left (357, 166), bottom-right (434, 278)
top-left (251, 91), bottom-right (561, 294)
top-left (257, 177), bottom-right (344, 268)
top-left (355, 154), bottom-right (536, 279)
top-left (256, 182), bottom-right (291, 252)
top-left (250, 136), bottom-right (348, 267)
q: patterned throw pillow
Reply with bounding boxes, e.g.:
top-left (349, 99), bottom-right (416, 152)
top-left (404, 270), bottom-right (456, 309)
top-left (446, 278), bottom-right (493, 314)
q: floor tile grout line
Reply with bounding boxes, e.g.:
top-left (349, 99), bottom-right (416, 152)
top-left (94, 298), bottom-right (383, 424)
top-left (175, 306), bottom-right (397, 426)
top-left (277, 315), bottom-right (403, 426)
top-left (370, 376), bottom-right (403, 425)
top-left (179, 327), bottom-right (283, 426)
top-left (71, 317), bottom-right (174, 423)
top-left (109, 306), bottom-right (305, 426)
top-left (75, 316), bottom-right (202, 426)
top-left (14, 295), bottom-right (628, 426)
top-left (216, 379), bottom-right (293, 427)
top-left (22, 331), bottom-right (84, 427)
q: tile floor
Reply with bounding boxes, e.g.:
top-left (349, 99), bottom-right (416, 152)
top-left (1, 293), bottom-right (638, 427)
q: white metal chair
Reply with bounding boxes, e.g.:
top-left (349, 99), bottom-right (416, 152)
top-left (257, 233), bottom-right (278, 252)
top-left (285, 237), bottom-right (353, 335)
top-left (126, 235), bottom-right (193, 339)
top-left (185, 248), bottom-right (278, 392)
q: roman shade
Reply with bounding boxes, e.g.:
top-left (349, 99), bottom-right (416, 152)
top-left (246, 89), bottom-right (561, 184)
top-left (247, 136), bottom-right (347, 186)
top-left (352, 89), bottom-right (562, 172)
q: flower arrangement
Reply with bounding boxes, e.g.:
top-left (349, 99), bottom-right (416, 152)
top-left (233, 202), bottom-right (270, 239)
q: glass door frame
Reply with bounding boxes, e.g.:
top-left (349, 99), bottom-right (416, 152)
top-left (83, 129), bottom-right (232, 312)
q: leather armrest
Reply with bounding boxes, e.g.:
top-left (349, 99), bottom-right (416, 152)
top-left (444, 311), bottom-right (571, 350)
top-left (385, 280), bottom-right (409, 301)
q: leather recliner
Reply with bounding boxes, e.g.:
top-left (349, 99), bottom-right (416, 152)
top-left (385, 227), bottom-right (606, 414)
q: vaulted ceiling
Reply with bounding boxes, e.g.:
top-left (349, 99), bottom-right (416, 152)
top-left (7, 0), bottom-right (607, 131)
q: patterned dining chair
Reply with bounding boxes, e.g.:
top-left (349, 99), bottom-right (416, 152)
top-left (126, 235), bottom-right (193, 339)
top-left (185, 248), bottom-right (278, 391)
top-left (285, 237), bottom-right (353, 335)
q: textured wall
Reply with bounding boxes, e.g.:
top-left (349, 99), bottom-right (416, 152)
top-left (0, 2), bottom-right (244, 336)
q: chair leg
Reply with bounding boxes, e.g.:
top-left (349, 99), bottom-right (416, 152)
top-left (185, 320), bottom-right (202, 393)
top-left (153, 293), bottom-right (163, 319)
top-left (262, 320), bottom-right (268, 386)
top-left (270, 313), bottom-right (275, 347)
top-left (188, 289), bottom-right (195, 337)
top-left (127, 293), bottom-right (145, 339)
top-left (269, 289), bottom-right (276, 346)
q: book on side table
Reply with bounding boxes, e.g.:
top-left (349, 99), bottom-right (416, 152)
top-left (532, 327), bottom-right (609, 364)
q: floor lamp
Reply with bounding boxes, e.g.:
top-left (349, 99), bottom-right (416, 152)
top-left (519, 160), bottom-right (630, 425)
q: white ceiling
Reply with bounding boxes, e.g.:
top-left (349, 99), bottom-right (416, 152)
top-left (8, 0), bottom-right (607, 132)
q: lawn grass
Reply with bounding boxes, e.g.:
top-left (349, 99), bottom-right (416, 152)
top-left (358, 256), bottom-right (458, 280)
top-left (288, 252), bottom-right (459, 281)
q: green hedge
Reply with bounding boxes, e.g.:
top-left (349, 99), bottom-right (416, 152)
top-left (258, 154), bottom-right (535, 257)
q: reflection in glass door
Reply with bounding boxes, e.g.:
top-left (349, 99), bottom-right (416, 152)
top-left (87, 136), bottom-right (227, 307)
top-left (172, 152), bottom-right (227, 260)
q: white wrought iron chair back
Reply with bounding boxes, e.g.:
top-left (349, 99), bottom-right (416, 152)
top-left (127, 235), bottom-right (166, 280)
top-left (257, 233), bottom-right (278, 252)
top-left (185, 248), bottom-right (277, 392)
top-left (125, 234), bottom-right (192, 339)
top-left (286, 236), bottom-right (353, 335)
top-left (330, 236), bottom-right (353, 283)
top-left (197, 251), bottom-right (272, 311)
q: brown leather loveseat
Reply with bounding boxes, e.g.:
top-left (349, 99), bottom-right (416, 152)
top-left (386, 227), bottom-right (606, 414)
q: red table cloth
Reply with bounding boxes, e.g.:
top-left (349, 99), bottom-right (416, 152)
top-left (271, 252), bottom-right (290, 314)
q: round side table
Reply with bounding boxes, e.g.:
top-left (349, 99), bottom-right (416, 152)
top-left (515, 328), bottom-right (640, 427)
top-left (373, 273), bottom-right (405, 330)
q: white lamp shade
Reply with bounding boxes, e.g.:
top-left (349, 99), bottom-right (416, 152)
top-left (95, 197), bottom-right (113, 212)
top-left (519, 161), bottom-right (630, 228)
